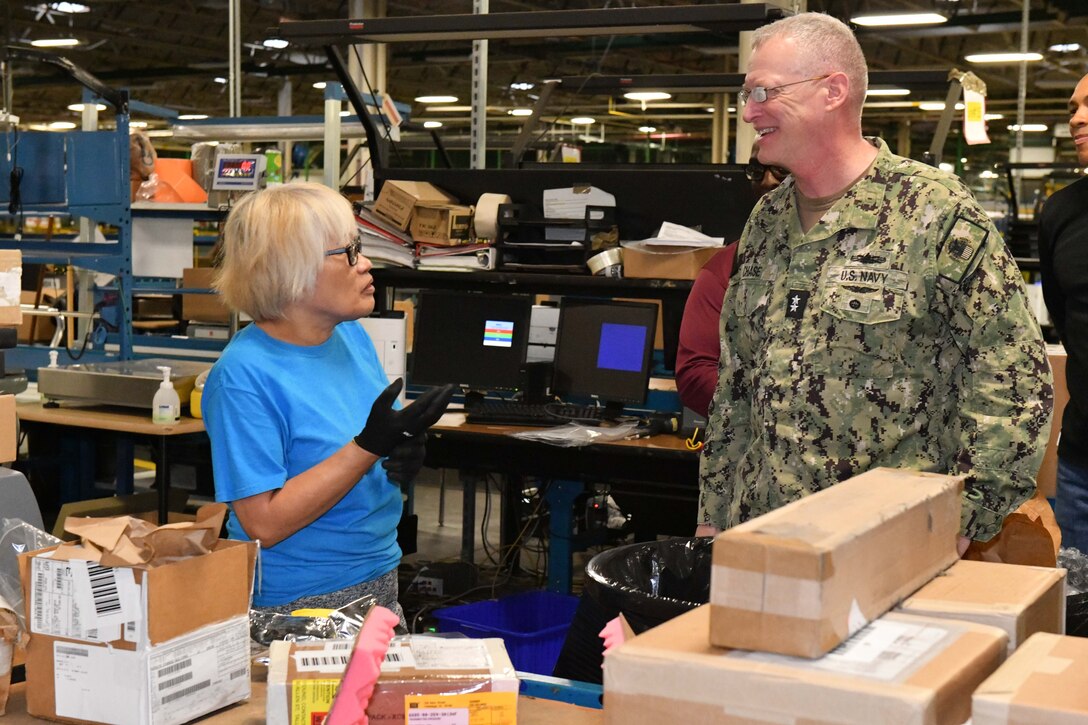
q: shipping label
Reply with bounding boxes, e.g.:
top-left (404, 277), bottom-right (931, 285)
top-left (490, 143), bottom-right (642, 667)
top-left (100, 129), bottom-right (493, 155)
top-left (404, 692), bottom-right (517, 725)
top-left (31, 557), bottom-right (140, 641)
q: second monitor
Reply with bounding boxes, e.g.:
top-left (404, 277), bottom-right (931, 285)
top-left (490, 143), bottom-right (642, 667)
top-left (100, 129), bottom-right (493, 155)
top-left (551, 298), bottom-right (658, 410)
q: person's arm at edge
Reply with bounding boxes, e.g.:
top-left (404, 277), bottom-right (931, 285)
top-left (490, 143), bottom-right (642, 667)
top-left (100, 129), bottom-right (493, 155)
top-left (1037, 198), bottom-right (1066, 342)
top-left (697, 240), bottom-right (753, 535)
top-left (941, 206), bottom-right (1054, 543)
top-left (676, 244), bottom-right (736, 417)
top-left (231, 443), bottom-right (381, 547)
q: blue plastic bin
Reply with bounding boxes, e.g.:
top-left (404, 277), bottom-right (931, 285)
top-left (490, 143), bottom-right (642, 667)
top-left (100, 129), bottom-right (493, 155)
top-left (433, 590), bottom-right (580, 676)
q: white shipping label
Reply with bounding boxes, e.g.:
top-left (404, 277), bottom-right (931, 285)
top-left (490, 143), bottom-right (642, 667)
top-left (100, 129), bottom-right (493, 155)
top-left (381, 641), bottom-right (418, 672)
top-left (31, 558), bottom-right (139, 641)
top-left (407, 708), bottom-right (470, 725)
top-left (148, 616), bottom-right (251, 725)
top-left (53, 642), bottom-right (144, 725)
top-left (292, 640), bottom-right (353, 673)
top-left (729, 619), bottom-right (951, 682)
top-left (408, 638), bottom-right (490, 670)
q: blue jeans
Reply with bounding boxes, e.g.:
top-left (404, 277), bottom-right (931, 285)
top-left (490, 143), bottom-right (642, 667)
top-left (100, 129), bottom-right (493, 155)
top-left (1056, 457), bottom-right (1088, 554)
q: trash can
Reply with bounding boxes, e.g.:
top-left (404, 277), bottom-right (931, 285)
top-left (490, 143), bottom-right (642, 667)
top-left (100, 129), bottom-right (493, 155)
top-left (552, 537), bottom-right (712, 683)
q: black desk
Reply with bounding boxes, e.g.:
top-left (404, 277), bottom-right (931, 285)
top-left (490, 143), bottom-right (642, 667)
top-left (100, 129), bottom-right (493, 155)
top-left (370, 268), bottom-right (694, 370)
top-left (425, 416), bottom-right (700, 592)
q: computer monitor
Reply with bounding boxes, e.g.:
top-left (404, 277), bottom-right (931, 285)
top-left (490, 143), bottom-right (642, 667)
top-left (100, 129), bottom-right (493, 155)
top-left (411, 291), bottom-right (533, 393)
top-left (551, 298), bottom-right (658, 407)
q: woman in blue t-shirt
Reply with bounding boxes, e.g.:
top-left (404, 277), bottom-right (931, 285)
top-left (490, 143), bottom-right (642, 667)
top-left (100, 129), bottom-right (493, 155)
top-left (203, 182), bottom-right (452, 618)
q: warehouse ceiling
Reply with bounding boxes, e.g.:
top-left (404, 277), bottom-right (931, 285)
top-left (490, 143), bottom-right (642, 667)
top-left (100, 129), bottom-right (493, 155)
top-left (3, 1), bottom-right (1088, 163)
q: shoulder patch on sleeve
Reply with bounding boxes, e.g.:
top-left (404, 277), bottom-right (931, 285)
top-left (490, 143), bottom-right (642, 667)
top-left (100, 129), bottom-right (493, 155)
top-left (938, 215), bottom-right (989, 285)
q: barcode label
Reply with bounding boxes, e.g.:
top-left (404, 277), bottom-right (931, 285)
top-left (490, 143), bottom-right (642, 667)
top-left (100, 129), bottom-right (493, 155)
top-left (161, 680), bottom-right (211, 704)
top-left (297, 654), bottom-right (350, 671)
top-left (157, 658), bottom-right (192, 678)
top-left (229, 667), bottom-right (247, 680)
top-left (158, 672), bottom-right (193, 691)
top-left (381, 642), bottom-right (417, 672)
top-left (385, 652), bottom-right (401, 662)
top-left (56, 645), bottom-right (89, 657)
top-left (87, 564), bottom-right (121, 616)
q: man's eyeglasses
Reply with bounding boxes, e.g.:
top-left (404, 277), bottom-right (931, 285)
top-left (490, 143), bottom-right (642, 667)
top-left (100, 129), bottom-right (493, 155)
top-left (325, 234), bottom-right (364, 266)
top-left (738, 74), bottom-right (832, 105)
top-left (745, 160), bottom-right (790, 184)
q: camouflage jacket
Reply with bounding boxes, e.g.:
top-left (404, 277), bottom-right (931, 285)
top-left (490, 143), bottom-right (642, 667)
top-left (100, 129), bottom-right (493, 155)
top-left (698, 138), bottom-right (1053, 541)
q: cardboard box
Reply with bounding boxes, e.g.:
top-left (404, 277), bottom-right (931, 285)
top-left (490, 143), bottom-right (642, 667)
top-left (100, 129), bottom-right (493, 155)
top-left (973, 632), bottom-right (1088, 724)
top-left (19, 539), bottom-right (256, 725)
top-left (1036, 346), bottom-right (1067, 499)
top-left (0, 395), bottom-right (14, 464)
top-left (0, 250), bottom-right (22, 327)
top-left (373, 180), bottom-right (457, 231)
top-left (898, 560), bottom-right (1066, 656)
top-left (620, 242), bottom-right (721, 280)
top-left (181, 267), bottom-right (229, 324)
top-left (710, 467), bottom-right (964, 658)
top-left (409, 203), bottom-right (475, 246)
top-left (604, 606), bottom-right (1007, 725)
top-left (17, 289), bottom-right (56, 344)
top-left (267, 636), bottom-right (518, 725)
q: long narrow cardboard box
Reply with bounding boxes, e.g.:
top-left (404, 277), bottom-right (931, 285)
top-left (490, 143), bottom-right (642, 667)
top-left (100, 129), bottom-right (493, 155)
top-left (711, 468), bottom-right (964, 657)
top-left (897, 559), bottom-right (1065, 655)
top-left (973, 632), bottom-right (1088, 724)
top-left (605, 605), bottom-right (1007, 725)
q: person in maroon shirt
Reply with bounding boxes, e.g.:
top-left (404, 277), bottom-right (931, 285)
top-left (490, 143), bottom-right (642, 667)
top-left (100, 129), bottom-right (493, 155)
top-left (675, 149), bottom-right (786, 417)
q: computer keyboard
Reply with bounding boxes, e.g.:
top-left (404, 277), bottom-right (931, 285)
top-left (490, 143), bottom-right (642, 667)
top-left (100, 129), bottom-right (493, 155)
top-left (465, 400), bottom-right (610, 427)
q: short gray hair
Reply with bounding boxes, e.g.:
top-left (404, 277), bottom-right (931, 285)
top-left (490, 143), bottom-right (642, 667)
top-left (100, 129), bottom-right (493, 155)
top-left (752, 12), bottom-right (868, 119)
top-left (215, 182), bottom-right (355, 321)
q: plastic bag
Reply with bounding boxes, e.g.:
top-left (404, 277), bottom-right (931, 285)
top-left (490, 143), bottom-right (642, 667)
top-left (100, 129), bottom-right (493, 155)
top-left (135, 172), bottom-right (160, 201)
top-left (0, 518), bottom-right (63, 632)
top-left (249, 594), bottom-right (378, 662)
top-left (509, 421), bottom-right (639, 447)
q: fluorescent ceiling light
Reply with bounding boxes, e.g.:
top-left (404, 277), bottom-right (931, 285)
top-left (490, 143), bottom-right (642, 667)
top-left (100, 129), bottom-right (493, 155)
top-left (67, 103), bottom-right (107, 112)
top-left (623, 91), bottom-right (671, 102)
top-left (44, 2), bottom-right (90, 12)
top-left (31, 37), bottom-right (81, 47)
top-left (866, 88), bottom-right (910, 96)
top-left (728, 106), bottom-right (736, 113)
top-left (984, 113), bottom-right (1004, 120)
top-left (965, 52), bottom-right (1043, 63)
top-left (919, 102), bottom-right (965, 111)
top-left (638, 126), bottom-right (657, 133)
top-left (176, 114), bottom-right (208, 120)
top-left (508, 108), bottom-right (533, 116)
top-left (423, 121), bottom-right (443, 129)
top-left (863, 101), bottom-right (916, 108)
top-left (313, 81), bottom-right (327, 89)
top-left (851, 12), bottom-right (947, 27)
top-left (510, 82), bottom-right (535, 91)
top-left (129, 121), bottom-right (148, 128)
top-left (979, 170), bottom-right (999, 179)
top-left (1049, 43), bottom-right (1081, 53)
top-left (339, 110), bottom-right (354, 117)
top-left (1007, 123), bottom-right (1048, 132)
top-left (570, 116), bottom-right (595, 125)
top-left (49, 121), bottom-right (77, 130)
top-left (214, 77), bottom-right (227, 84)
top-left (415, 95), bottom-right (458, 103)
top-left (428, 105), bottom-right (472, 112)
top-left (938, 162), bottom-right (955, 172)
top-left (262, 38), bottom-right (289, 49)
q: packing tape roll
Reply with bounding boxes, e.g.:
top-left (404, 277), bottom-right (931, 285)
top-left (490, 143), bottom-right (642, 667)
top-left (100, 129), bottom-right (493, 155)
top-left (474, 193), bottom-right (511, 239)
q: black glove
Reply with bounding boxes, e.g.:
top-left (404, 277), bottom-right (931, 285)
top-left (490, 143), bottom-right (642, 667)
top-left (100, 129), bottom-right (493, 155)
top-left (354, 379), bottom-right (454, 457)
top-left (382, 432), bottom-right (427, 485)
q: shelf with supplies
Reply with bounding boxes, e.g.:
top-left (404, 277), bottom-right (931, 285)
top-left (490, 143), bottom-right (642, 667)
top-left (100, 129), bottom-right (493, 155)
top-left (495, 203), bottom-right (618, 272)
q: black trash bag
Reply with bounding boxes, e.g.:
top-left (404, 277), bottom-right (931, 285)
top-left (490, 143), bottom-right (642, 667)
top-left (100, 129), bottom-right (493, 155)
top-left (552, 537), bottom-right (712, 684)
top-left (1068, 593), bottom-right (1088, 638)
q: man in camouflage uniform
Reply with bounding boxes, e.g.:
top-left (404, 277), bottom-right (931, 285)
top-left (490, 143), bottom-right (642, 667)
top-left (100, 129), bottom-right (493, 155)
top-left (697, 12), bottom-right (1053, 552)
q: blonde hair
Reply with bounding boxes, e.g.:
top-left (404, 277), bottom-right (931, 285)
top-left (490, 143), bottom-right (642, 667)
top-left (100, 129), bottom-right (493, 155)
top-left (215, 182), bottom-right (355, 321)
top-left (752, 12), bottom-right (868, 120)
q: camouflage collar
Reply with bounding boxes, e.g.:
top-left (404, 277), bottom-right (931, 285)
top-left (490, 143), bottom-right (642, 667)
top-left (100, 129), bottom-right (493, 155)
top-left (794, 137), bottom-right (891, 239)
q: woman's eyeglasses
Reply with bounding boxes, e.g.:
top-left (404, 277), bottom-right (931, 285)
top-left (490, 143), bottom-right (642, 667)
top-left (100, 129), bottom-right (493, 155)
top-left (325, 234), bottom-right (364, 266)
top-left (744, 161), bottom-right (790, 184)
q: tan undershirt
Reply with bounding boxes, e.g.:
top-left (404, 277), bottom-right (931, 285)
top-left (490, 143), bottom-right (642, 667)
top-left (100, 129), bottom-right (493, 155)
top-left (795, 159), bottom-right (877, 234)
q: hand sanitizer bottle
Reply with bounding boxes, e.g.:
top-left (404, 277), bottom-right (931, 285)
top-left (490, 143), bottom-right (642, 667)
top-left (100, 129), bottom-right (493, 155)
top-left (152, 366), bottom-right (181, 424)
